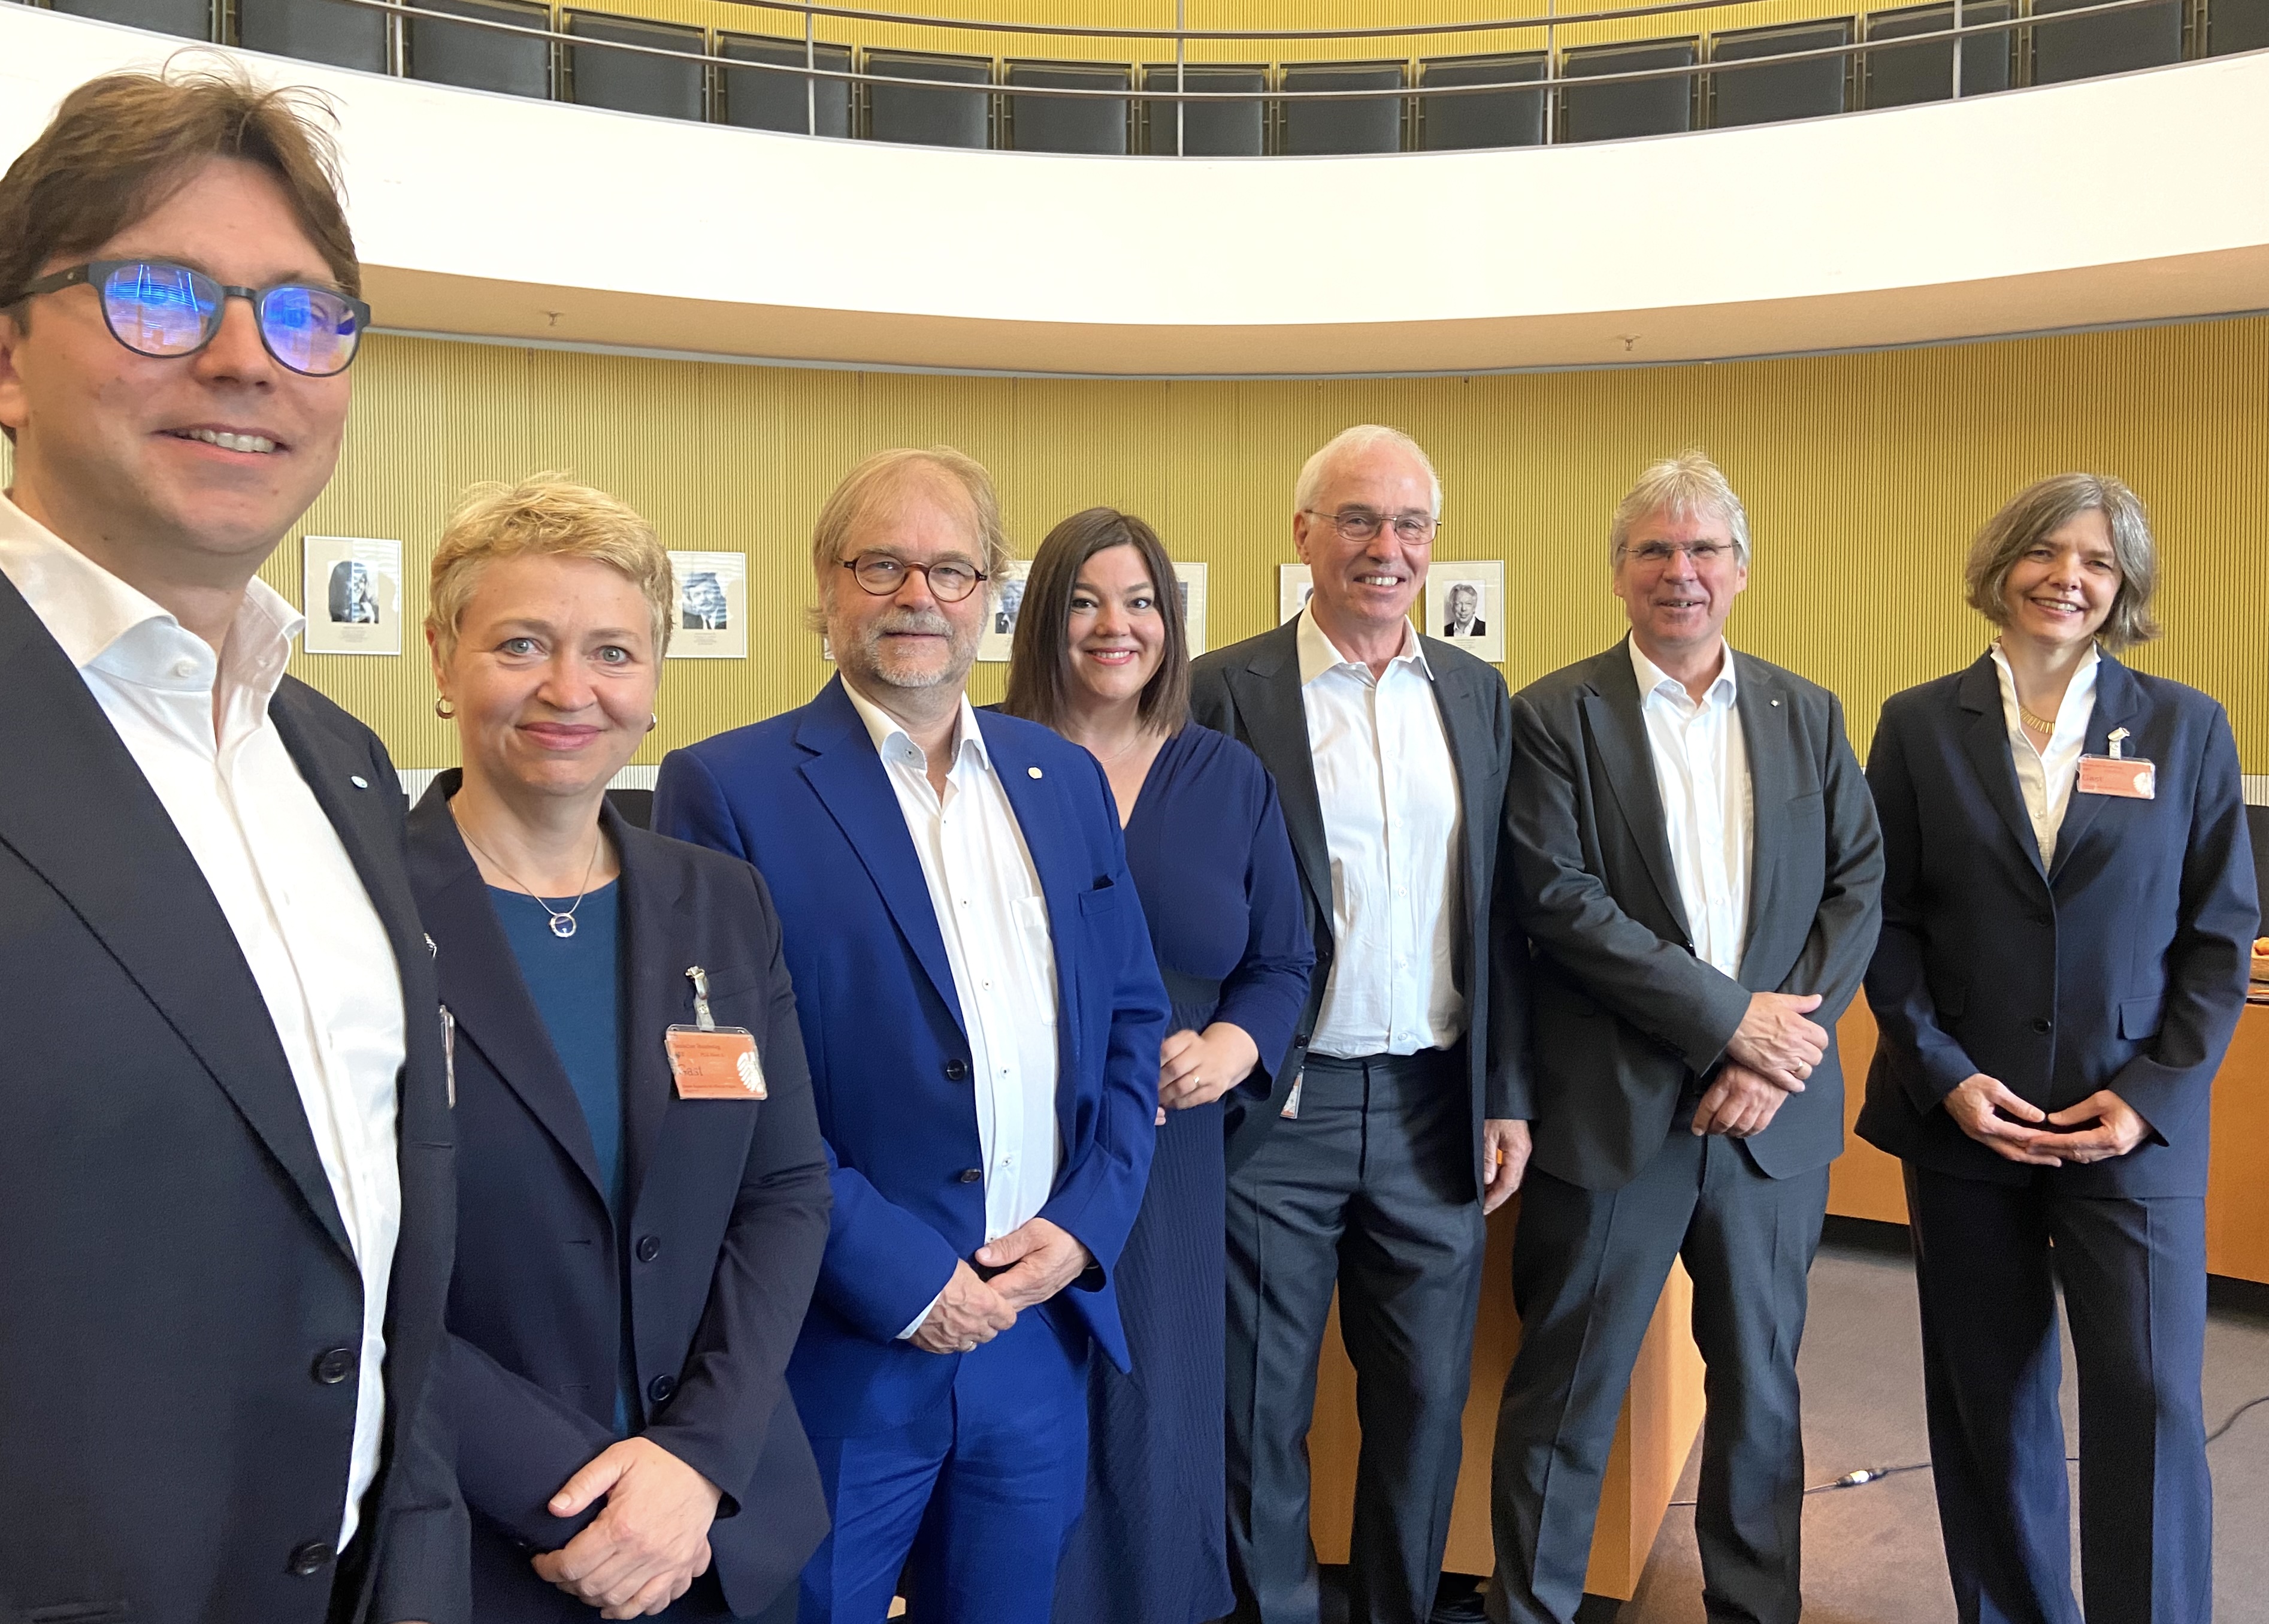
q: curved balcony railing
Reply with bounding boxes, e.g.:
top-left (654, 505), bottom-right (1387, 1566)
top-left (23, 0), bottom-right (2267, 152)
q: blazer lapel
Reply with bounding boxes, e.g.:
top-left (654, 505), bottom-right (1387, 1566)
top-left (613, 804), bottom-right (694, 1215)
top-left (2048, 652), bottom-right (2140, 882)
top-left (0, 578), bottom-right (353, 1260)
top-left (1229, 626), bottom-right (1332, 926)
top-left (407, 779), bottom-right (608, 1207)
top-left (1423, 645), bottom-right (1496, 948)
top-left (1582, 643), bottom-right (1693, 942)
top-left (795, 678), bottom-right (964, 1029)
top-left (1956, 655), bottom-right (2049, 883)
top-left (984, 715), bottom-right (1093, 1129)
top-left (1732, 657), bottom-right (1789, 979)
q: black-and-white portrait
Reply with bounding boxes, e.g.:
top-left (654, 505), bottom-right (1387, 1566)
top-left (993, 574), bottom-right (1028, 638)
top-left (327, 560), bottom-right (378, 625)
top-left (1441, 580), bottom-right (1486, 639)
top-left (1424, 561), bottom-right (1505, 663)
top-left (680, 571), bottom-right (730, 632)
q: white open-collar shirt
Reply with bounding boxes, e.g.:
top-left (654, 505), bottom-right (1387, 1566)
top-left (1631, 637), bottom-right (1754, 981)
top-left (843, 682), bottom-right (1063, 1335)
top-left (1297, 606), bottom-right (1468, 1058)
top-left (1990, 639), bottom-right (2101, 867)
top-left (0, 492), bottom-right (403, 1550)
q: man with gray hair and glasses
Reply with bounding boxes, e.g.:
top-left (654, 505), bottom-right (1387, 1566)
top-left (1191, 425), bottom-right (1530, 1624)
top-left (1487, 451), bottom-right (1881, 1624)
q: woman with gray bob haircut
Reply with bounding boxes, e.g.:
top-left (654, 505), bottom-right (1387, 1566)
top-left (1857, 471), bottom-right (2254, 1622)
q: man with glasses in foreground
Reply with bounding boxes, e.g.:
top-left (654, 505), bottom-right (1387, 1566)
top-left (653, 447), bottom-right (1165, 1623)
top-left (1189, 425), bottom-right (1529, 1624)
top-left (1488, 452), bottom-right (1881, 1624)
top-left (0, 71), bottom-right (461, 1623)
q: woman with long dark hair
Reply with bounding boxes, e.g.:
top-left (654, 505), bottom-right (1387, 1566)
top-left (1003, 508), bottom-right (1311, 1624)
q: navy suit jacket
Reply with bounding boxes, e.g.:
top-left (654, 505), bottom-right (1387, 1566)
top-left (1859, 652), bottom-right (2256, 1197)
top-left (409, 778), bottom-right (832, 1618)
top-left (654, 678), bottom-right (1168, 1438)
top-left (0, 574), bottom-right (464, 1624)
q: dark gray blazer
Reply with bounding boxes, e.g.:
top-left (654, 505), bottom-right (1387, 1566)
top-left (1506, 639), bottom-right (1883, 1191)
top-left (1190, 618), bottom-right (1528, 1189)
top-left (0, 571), bottom-right (467, 1624)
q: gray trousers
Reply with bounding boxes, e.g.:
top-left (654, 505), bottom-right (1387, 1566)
top-left (1225, 1050), bottom-right (1488, 1624)
top-left (1489, 1129), bottom-right (1829, 1624)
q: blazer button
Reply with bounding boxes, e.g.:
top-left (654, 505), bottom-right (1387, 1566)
top-left (648, 1374), bottom-right (677, 1407)
top-left (312, 1347), bottom-right (355, 1385)
top-left (943, 1059), bottom-right (970, 1081)
top-left (636, 1235), bottom-right (662, 1263)
top-left (2032, 1018), bottom-right (2053, 1035)
top-left (958, 1168), bottom-right (982, 1184)
top-left (288, 1540), bottom-right (334, 1576)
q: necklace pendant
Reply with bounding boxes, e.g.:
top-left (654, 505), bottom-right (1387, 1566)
top-left (549, 913), bottom-right (578, 939)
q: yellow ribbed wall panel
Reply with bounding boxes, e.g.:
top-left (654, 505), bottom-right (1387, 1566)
top-left (7, 315), bottom-right (2264, 770)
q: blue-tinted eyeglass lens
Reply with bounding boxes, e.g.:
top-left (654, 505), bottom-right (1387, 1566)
top-left (103, 262), bottom-right (218, 355)
top-left (259, 284), bottom-right (361, 375)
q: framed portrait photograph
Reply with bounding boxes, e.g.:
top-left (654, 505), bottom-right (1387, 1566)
top-left (1426, 559), bottom-right (1505, 664)
top-left (301, 536), bottom-right (401, 655)
top-left (1172, 561), bottom-right (1208, 657)
top-left (977, 558), bottom-right (1032, 664)
top-left (667, 551), bottom-right (748, 660)
top-left (1278, 563), bottom-right (1313, 625)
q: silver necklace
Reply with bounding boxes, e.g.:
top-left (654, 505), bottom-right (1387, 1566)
top-left (463, 827), bottom-right (603, 939)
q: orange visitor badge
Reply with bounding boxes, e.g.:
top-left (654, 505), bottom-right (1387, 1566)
top-left (2077, 756), bottom-right (2155, 800)
top-left (665, 1026), bottom-right (767, 1100)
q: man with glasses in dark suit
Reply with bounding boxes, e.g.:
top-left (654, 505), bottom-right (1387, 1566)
top-left (1487, 452), bottom-right (1882, 1624)
top-left (1190, 424), bottom-right (1529, 1624)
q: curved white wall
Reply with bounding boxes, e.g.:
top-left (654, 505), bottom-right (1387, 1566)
top-left (7, 3), bottom-right (2269, 374)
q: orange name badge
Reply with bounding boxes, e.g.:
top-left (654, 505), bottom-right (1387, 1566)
top-left (2077, 755), bottom-right (2155, 800)
top-left (665, 1026), bottom-right (767, 1100)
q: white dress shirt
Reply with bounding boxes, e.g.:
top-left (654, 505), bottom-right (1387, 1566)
top-left (1632, 639), bottom-right (1754, 980)
top-left (1990, 640), bottom-right (2100, 867)
top-left (1297, 607), bottom-right (1467, 1057)
top-left (842, 684), bottom-right (1063, 1335)
top-left (0, 494), bottom-right (404, 1549)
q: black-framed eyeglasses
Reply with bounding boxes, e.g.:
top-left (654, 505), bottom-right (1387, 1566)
top-left (16, 259), bottom-right (371, 378)
top-left (841, 554), bottom-right (989, 603)
top-left (1302, 507), bottom-right (1440, 545)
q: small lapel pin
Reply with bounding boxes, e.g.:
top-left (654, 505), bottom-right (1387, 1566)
top-left (1770, 699), bottom-right (1781, 707)
top-left (1028, 766), bottom-right (1043, 779)
top-left (349, 775), bottom-right (369, 789)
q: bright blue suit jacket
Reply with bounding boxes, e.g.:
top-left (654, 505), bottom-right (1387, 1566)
top-left (654, 677), bottom-right (1167, 1438)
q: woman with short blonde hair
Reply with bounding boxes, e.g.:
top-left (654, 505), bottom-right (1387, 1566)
top-left (416, 473), bottom-right (832, 1623)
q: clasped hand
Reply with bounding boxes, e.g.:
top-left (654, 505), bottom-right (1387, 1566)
top-left (1157, 1023), bottom-right (1261, 1122)
top-left (912, 1217), bottom-right (1093, 1354)
top-left (1944, 1074), bottom-right (2150, 1166)
top-left (532, 1436), bottom-right (722, 1619)
top-left (1725, 991), bottom-right (1826, 1091)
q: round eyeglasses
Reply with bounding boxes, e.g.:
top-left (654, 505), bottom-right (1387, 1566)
top-left (16, 258), bottom-right (371, 378)
top-left (1302, 508), bottom-right (1440, 545)
top-left (841, 555), bottom-right (989, 603)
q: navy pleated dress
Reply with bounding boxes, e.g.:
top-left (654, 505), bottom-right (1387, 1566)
top-left (1052, 722), bottom-right (1312, 1624)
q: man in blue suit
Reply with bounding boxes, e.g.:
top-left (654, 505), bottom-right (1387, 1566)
top-left (654, 446), bottom-right (1166, 1624)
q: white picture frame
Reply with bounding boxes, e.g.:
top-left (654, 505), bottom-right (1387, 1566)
top-left (1426, 559), bottom-right (1505, 664)
top-left (1172, 560), bottom-right (1209, 657)
top-left (977, 558), bottom-right (1032, 664)
top-left (301, 536), bottom-right (401, 656)
top-left (667, 551), bottom-right (748, 660)
top-left (1278, 563), bottom-right (1314, 626)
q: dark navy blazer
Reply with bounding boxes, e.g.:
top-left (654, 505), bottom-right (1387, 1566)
top-left (409, 776), bottom-right (833, 1618)
top-left (1858, 652), bottom-right (2256, 1197)
top-left (653, 677), bottom-right (1168, 1439)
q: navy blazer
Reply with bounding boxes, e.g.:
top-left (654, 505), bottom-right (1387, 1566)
top-left (0, 574), bottom-right (464, 1624)
top-left (409, 777), bottom-right (832, 1619)
top-left (653, 677), bottom-right (1168, 1439)
top-left (1858, 652), bottom-right (2256, 1197)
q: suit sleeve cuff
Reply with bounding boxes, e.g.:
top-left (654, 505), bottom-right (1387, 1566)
top-left (897, 1285), bottom-right (946, 1341)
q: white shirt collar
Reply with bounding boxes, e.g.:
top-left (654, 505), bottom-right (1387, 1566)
top-left (1296, 603), bottom-right (1432, 688)
top-left (1989, 640), bottom-right (2099, 735)
top-left (1630, 636), bottom-right (1737, 709)
top-left (841, 678), bottom-right (991, 776)
top-left (0, 489), bottom-right (303, 703)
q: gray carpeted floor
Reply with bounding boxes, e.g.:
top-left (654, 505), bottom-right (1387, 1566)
top-left (1617, 1220), bottom-right (2269, 1623)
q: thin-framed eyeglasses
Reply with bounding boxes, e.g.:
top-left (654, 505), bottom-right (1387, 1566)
top-left (841, 554), bottom-right (989, 603)
top-left (1620, 539), bottom-right (1739, 567)
top-left (15, 258), bottom-right (370, 378)
top-left (1302, 507), bottom-right (1440, 545)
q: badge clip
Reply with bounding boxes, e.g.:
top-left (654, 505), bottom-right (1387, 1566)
top-left (667, 966), bottom-right (766, 1100)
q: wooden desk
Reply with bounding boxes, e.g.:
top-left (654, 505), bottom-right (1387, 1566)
top-left (1829, 1002), bottom-right (2269, 1284)
top-left (1306, 1200), bottom-right (1707, 1601)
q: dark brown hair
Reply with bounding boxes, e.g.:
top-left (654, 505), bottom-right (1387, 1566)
top-left (0, 62), bottom-right (361, 323)
top-left (1003, 507), bottom-right (1190, 735)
